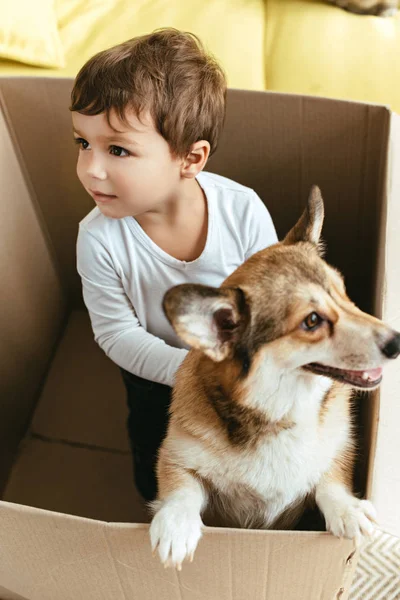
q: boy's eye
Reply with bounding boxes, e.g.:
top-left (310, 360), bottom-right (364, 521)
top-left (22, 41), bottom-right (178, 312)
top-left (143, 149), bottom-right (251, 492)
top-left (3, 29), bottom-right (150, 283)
top-left (110, 145), bottom-right (130, 157)
top-left (302, 312), bottom-right (324, 331)
top-left (74, 137), bottom-right (89, 150)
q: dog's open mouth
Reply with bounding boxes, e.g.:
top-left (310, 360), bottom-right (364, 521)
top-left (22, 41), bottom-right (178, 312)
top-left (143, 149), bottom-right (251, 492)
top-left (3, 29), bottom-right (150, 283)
top-left (303, 363), bottom-right (383, 388)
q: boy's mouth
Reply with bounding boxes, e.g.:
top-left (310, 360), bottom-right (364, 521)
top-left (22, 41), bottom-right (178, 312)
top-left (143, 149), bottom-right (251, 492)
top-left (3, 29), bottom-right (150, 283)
top-left (89, 189), bottom-right (117, 203)
top-left (303, 363), bottom-right (383, 388)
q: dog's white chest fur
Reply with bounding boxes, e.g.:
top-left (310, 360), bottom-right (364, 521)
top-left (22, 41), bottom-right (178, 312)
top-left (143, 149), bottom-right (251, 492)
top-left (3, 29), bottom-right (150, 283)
top-left (206, 417), bottom-right (329, 526)
top-left (176, 369), bottom-right (348, 528)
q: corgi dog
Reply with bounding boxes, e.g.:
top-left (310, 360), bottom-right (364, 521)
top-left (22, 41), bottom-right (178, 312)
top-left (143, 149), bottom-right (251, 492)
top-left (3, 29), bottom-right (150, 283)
top-left (149, 186), bottom-right (400, 570)
top-left (329, 0), bottom-right (397, 15)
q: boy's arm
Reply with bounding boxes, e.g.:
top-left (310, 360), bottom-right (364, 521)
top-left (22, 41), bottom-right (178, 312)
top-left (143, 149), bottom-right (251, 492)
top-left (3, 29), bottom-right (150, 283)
top-left (77, 228), bottom-right (188, 387)
top-left (244, 192), bottom-right (278, 260)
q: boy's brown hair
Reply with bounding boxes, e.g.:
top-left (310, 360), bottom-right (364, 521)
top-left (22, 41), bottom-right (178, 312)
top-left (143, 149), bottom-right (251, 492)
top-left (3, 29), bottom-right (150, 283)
top-left (70, 28), bottom-right (227, 158)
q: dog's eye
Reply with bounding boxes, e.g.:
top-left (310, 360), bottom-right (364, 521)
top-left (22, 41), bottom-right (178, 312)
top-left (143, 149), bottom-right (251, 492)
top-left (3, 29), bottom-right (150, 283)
top-left (302, 312), bottom-right (323, 331)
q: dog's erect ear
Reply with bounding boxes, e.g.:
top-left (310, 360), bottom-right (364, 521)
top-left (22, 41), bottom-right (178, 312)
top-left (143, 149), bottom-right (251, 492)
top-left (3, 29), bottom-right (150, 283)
top-left (283, 185), bottom-right (325, 250)
top-left (163, 284), bottom-right (247, 361)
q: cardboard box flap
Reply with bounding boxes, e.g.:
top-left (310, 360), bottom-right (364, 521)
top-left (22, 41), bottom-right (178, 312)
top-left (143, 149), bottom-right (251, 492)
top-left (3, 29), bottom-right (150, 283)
top-left (0, 501), bottom-right (356, 600)
top-left (0, 90), bottom-right (67, 492)
top-left (0, 502), bottom-right (129, 600)
top-left (107, 525), bottom-right (357, 600)
top-left (0, 78), bottom-right (90, 307)
top-left (210, 91), bottom-right (391, 314)
top-left (371, 111), bottom-right (400, 536)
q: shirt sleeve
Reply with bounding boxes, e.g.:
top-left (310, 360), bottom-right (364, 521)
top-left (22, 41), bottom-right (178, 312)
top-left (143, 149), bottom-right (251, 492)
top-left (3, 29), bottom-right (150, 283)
top-left (244, 191), bottom-right (278, 260)
top-left (76, 226), bottom-right (188, 387)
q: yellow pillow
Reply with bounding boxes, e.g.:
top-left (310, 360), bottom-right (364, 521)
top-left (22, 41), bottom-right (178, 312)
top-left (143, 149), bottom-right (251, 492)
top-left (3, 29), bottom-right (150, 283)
top-left (0, 0), bottom-right (65, 68)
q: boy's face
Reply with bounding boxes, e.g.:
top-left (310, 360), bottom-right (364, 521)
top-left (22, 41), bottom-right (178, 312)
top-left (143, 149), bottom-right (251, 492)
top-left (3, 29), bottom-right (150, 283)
top-left (72, 108), bottom-right (183, 219)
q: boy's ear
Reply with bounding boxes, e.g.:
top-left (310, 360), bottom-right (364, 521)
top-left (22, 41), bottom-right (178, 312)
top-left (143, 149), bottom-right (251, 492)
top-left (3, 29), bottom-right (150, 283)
top-left (283, 185), bottom-right (325, 251)
top-left (163, 284), bottom-right (247, 361)
top-left (181, 140), bottom-right (210, 178)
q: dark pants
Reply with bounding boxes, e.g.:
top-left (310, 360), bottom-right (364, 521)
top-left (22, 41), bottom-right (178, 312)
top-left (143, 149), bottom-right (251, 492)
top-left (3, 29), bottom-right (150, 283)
top-left (120, 368), bottom-right (172, 502)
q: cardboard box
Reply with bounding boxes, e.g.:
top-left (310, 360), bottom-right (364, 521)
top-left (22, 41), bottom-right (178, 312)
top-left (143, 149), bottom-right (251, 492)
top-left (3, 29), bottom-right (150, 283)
top-left (0, 77), bottom-right (399, 600)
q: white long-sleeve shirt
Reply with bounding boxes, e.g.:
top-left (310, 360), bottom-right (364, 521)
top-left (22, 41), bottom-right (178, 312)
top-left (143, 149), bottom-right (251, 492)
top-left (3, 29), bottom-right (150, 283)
top-left (76, 171), bottom-right (278, 386)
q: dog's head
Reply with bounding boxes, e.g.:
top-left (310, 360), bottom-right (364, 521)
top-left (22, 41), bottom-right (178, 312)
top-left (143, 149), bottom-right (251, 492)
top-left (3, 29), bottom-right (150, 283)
top-left (163, 186), bottom-right (400, 390)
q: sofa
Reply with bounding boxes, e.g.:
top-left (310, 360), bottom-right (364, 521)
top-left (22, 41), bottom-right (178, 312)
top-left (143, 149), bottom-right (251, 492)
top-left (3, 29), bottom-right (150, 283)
top-left (1, 0), bottom-right (400, 112)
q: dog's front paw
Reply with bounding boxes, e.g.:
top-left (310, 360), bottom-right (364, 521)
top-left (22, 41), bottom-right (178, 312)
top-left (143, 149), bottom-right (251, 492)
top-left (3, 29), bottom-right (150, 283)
top-left (150, 504), bottom-right (203, 570)
top-left (323, 497), bottom-right (377, 544)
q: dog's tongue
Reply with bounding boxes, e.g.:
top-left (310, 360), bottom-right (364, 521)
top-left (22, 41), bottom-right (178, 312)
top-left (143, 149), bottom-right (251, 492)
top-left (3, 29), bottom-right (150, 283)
top-left (352, 367), bottom-right (383, 382)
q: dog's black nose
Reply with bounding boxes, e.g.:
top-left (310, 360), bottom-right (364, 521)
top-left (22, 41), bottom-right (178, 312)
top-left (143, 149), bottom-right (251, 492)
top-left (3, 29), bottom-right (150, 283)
top-left (381, 332), bottom-right (400, 359)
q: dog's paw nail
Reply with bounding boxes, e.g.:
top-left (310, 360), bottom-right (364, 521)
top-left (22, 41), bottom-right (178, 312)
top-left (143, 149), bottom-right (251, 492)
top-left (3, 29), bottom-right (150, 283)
top-left (324, 497), bottom-right (378, 543)
top-left (361, 500), bottom-right (378, 523)
top-left (149, 504), bottom-right (202, 569)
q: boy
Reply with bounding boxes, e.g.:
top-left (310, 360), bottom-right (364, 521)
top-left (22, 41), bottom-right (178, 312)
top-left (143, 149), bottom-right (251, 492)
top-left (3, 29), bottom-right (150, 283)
top-left (72, 28), bottom-right (278, 503)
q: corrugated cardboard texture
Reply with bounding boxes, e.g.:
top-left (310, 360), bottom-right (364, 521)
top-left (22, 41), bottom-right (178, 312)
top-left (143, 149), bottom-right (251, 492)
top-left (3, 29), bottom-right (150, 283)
top-left (371, 112), bottom-right (400, 537)
top-left (0, 502), bottom-right (356, 600)
top-left (0, 95), bottom-right (67, 492)
top-left (30, 310), bottom-right (130, 452)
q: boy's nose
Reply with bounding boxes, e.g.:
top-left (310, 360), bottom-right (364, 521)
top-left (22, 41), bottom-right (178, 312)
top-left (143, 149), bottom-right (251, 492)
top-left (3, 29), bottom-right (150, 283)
top-left (381, 332), bottom-right (400, 359)
top-left (86, 156), bottom-right (107, 180)
top-left (88, 167), bottom-right (107, 180)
